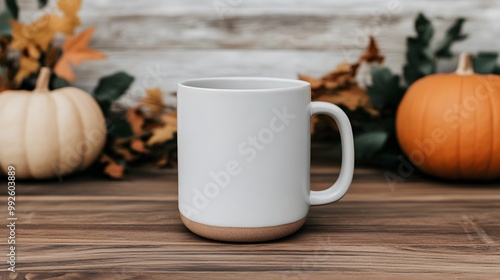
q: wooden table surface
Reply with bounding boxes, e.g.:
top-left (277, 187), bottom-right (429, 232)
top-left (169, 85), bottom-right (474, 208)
top-left (1, 161), bottom-right (500, 279)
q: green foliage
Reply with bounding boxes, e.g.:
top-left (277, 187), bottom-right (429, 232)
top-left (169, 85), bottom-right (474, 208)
top-left (0, 11), bottom-right (10, 35)
top-left (434, 18), bottom-right (467, 58)
top-left (38, 0), bottom-right (48, 8)
top-left (367, 66), bottom-right (405, 111)
top-left (359, 66), bottom-right (405, 165)
top-left (360, 13), bottom-right (500, 168)
top-left (93, 72), bottom-right (135, 138)
top-left (402, 15), bottom-right (500, 78)
top-left (473, 52), bottom-right (500, 74)
top-left (0, 0), bottom-right (17, 36)
top-left (403, 15), bottom-right (471, 86)
top-left (4, 0), bottom-right (18, 19)
top-left (107, 112), bottom-right (134, 138)
top-left (354, 131), bottom-right (389, 160)
top-left (94, 72), bottom-right (134, 113)
top-left (50, 75), bottom-right (70, 89)
top-left (403, 13), bottom-right (435, 86)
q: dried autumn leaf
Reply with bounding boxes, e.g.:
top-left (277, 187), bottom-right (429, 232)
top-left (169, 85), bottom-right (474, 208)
top-left (126, 109), bottom-right (145, 135)
top-left (14, 56), bottom-right (40, 84)
top-left (58, 0), bottom-right (82, 18)
top-left (298, 74), bottom-right (322, 89)
top-left (356, 37), bottom-right (386, 90)
top-left (359, 36), bottom-right (384, 64)
top-left (315, 85), bottom-right (378, 117)
top-left (335, 85), bottom-right (369, 111)
top-left (305, 37), bottom-right (385, 118)
top-left (314, 92), bottom-right (347, 106)
top-left (100, 155), bottom-right (124, 179)
top-left (147, 112), bottom-right (177, 146)
top-left (49, 0), bottom-right (81, 36)
top-left (113, 145), bottom-right (137, 162)
top-left (9, 0), bottom-right (82, 55)
top-left (49, 16), bottom-right (79, 36)
top-left (300, 62), bottom-right (358, 95)
top-left (140, 88), bottom-right (166, 118)
top-left (323, 63), bottom-right (356, 90)
top-left (10, 16), bottom-right (55, 55)
top-left (324, 78), bottom-right (346, 90)
top-left (323, 62), bottom-right (352, 79)
top-left (131, 139), bottom-right (146, 153)
top-left (104, 161), bottom-right (124, 179)
top-left (54, 27), bottom-right (107, 82)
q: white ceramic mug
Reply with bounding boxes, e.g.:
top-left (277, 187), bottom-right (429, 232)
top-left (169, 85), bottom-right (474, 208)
top-left (177, 77), bottom-right (354, 242)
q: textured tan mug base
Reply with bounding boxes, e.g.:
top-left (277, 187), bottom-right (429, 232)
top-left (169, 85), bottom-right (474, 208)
top-left (181, 214), bottom-right (307, 242)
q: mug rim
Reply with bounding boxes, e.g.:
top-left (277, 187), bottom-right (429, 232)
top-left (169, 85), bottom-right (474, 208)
top-left (178, 77), bottom-right (310, 92)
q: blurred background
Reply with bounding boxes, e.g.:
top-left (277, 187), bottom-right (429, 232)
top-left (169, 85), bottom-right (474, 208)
top-left (13, 0), bottom-right (500, 97)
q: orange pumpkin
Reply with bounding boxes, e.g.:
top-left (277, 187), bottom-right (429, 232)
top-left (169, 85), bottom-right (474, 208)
top-left (396, 52), bottom-right (500, 180)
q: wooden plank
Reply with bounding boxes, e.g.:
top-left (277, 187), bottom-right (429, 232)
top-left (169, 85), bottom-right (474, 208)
top-left (15, 0), bottom-right (500, 52)
top-left (0, 166), bottom-right (499, 277)
top-left (6, 164), bottom-right (500, 197)
top-left (7, 243), bottom-right (500, 274)
top-left (10, 201), bottom-right (500, 245)
top-left (4, 272), bottom-right (500, 280)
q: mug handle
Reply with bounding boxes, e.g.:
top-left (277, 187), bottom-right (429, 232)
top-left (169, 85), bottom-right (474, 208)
top-left (308, 101), bottom-right (355, 205)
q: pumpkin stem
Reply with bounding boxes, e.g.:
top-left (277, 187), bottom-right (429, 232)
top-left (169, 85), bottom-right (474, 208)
top-left (455, 52), bottom-right (474, 75)
top-left (35, 67), bottom-right (51, 92)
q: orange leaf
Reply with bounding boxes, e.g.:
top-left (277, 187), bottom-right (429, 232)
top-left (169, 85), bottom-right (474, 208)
top-left (49, 0), bottom-right (82, 36)
top-left (126, 109), bottom-right (145, 135)
top-left (10, 16), bottom-right (55, 54)
top-left (298, 74), bottom-right (323, 89)
top-left (315, 85), bottom-right (379, 117)
top-left (104, 161), bottom-right (124, 179)
top-left (49, 15), bottom-right (80, 36)
top-left (131, 139), bottom-right (146, 153)
top-left (9, 20), bottom-right (26, 50)
top-left (53, 56), bottom-right (74, 82)
top-left (27, 44), bottom-right (40, 59)
top-left (140, 88), bottom-right (166, 117)
top-left (321, 63), bottom-right (356, 91)
top-left (359, 36), bottom-right (384, 64)
top-left (324, 62), bottom-right (353, 79)
top-left (100, 155), bottom-right (125, 179)
top-left (54, 27), bottom-right (107, 82)
top-left (58, 0), bottom-right (82, 18)
top-left (314, 85), bottom-right (364, 110)
top-left (147, 112), bottom-right (177, 146)
top-left (14, 56), bottom-right (40, 84)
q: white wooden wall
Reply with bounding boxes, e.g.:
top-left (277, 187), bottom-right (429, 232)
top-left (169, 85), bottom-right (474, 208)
top-left (15, 0), bottom-right (500, 103)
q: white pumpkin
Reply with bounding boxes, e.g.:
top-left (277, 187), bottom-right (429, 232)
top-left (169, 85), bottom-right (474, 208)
top-left (0, 67), bottom-right (106, 179)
